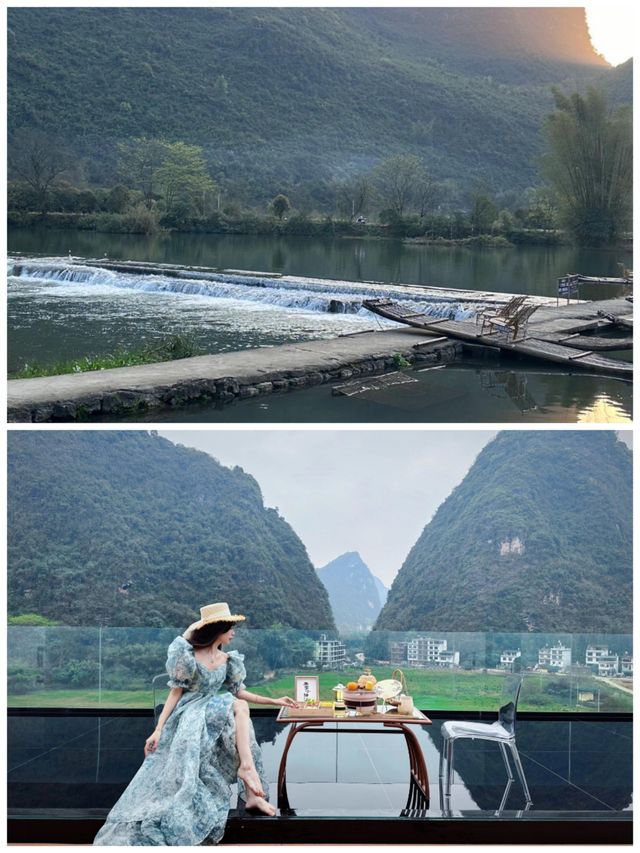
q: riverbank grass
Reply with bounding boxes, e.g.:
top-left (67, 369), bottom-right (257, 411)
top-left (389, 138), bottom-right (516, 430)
top-left (12, 334), bottom-right (200, 379)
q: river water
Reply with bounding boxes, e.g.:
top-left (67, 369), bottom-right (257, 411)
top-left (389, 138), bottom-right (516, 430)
top-left (7, 229), bottom-right (632, 422)
top-left (114, 362), bottom-right (632, 424)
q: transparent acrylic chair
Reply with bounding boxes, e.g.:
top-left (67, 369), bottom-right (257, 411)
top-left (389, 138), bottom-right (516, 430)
top-left (438, 673), bottom-right (533, 815)
top-left (152, 673), bottom-right (168, 726)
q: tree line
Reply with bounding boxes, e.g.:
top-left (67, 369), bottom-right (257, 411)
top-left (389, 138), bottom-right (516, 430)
top-left (8, 88), bottom-right (632, 246)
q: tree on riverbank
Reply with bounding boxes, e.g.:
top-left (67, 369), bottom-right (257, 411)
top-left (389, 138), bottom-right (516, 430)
top-left (117, 137), bottom-right (167, 207)
top-left (270, 194), bottom-right (291, 220)
top-left (156, 142), bottom-right (216, 222)
top-left (542, 88), bottom-right (632, 246)
top-left (372, 154), bottom-right (432, 219)
top-left (9, 129), bottom-right (69, 214)
top-left (117, 137), bottom-right (216, 222)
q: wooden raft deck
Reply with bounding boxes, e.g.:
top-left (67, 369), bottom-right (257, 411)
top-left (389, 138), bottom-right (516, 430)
top-left (364, 298), bottom-right (633, 378)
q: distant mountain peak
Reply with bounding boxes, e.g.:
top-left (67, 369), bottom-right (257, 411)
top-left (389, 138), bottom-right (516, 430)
top-left (317, 551), bottom-right (383, 633)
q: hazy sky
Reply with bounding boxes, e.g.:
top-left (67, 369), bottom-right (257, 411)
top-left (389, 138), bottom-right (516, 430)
top-left (160, 429), bottom-right (632, 587)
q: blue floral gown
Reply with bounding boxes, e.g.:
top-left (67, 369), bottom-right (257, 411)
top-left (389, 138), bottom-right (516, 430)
top-left (94, 636), bottom-right (269, 846)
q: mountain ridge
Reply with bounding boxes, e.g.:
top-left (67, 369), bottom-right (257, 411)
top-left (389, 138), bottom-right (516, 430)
top-left (375, 432), bottom-right (632, 634)
top-left (7, 7), bottom-right (626, 202)
top-left (8, 431), bottom-right (335, 629)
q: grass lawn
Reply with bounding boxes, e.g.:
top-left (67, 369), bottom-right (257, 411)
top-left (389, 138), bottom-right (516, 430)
top-left (8, 689), bottom-right (154, 708)
top-left (9, 668), bottom-right (631, 713)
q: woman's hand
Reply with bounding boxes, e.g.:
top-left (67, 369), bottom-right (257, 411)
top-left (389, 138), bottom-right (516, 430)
top-left (273, 696), bottom-right (299, 708)
top-left (144, 728), bottom-right (162, 756)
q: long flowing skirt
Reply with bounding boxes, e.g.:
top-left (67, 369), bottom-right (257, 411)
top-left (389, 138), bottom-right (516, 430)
top-left (93, 692), bottom-right (268, 845)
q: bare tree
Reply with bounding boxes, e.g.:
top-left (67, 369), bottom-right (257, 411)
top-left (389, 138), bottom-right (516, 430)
top-left (9, 129), bottom-right (69, 214)
top-left (416, 173), bottom-right (438, 220)
top-left (336, 175), bottom-right (373, 219)
top-left (372, 154), bottom-right (429, 218)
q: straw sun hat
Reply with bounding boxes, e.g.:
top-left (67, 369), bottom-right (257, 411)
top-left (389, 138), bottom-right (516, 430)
top-left (192, 602), bottom-right (246, 629)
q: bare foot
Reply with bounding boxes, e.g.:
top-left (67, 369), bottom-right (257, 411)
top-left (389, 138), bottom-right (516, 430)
top-left (238, 762), bottom-right (265, 798)
top-left (244, 793), bottom-right (276, 816)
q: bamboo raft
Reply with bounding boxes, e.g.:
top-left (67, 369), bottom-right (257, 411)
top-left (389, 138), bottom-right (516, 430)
top-left (538, 332), bottom-right (633, 351)
top-left (364, 298), bottom-right (633, 378)
top-left (597, 310), bottom-right (633, 331)
top-left (578, 275), bottom-right (632, 285)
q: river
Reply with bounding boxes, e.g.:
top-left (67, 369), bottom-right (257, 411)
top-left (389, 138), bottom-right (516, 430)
top-left (7, 229), bottom-right (632, 422)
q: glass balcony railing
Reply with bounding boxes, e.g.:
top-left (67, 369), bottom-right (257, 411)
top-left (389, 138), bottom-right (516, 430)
top-left (7, 626), bottom-right (633, 713)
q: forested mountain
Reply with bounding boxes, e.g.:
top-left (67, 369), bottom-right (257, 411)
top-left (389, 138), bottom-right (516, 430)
top-left (375, 432), bottom-right (632, 633)
top-left (373, 576), bottom-right (389, 607)
top-left (317, 552), bottom-right (383, 632)
top-left (7, 7), bottom-right (624, 203)
top-left (7, 431), bottom-right (335, 629)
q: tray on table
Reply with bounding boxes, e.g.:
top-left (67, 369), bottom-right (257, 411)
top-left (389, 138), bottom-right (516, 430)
top-left (277, 705), bottom-right (431, 724)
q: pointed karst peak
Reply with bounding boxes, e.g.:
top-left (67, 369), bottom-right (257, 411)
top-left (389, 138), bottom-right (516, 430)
top-left (317, 551), bottom-right (383, 633)
top-left (374, 431), bottom-right (631, 634)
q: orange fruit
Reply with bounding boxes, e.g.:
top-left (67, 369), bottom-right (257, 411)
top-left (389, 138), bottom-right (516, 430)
top-left (346, 682), bottom-right (358, 691)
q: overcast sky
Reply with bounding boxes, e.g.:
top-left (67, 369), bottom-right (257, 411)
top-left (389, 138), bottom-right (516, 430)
top-left (159, 429), bottom-right (631, 588)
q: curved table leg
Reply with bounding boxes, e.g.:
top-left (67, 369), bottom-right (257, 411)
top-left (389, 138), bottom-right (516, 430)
top-left (277, 720), bottom-right (431, 814)
top-left (385, 722), bottom-right (430, 810)
top-left (277, 722), bottom-right (320, 812)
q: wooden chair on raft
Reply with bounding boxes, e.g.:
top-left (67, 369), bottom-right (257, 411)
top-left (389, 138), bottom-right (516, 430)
top-left (475, 294), bottom-right (527, 329)
top-left (481, 302), bottom-right (539, 342)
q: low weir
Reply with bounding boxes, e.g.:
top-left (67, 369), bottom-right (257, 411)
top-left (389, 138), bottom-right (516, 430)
top-left (7, 258), bottom-right (631, 422)
top-left (8, 255), bottom-right (559, 319)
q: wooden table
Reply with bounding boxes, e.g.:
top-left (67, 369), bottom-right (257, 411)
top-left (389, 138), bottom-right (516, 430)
top-left (276, 706), bottom-right (432, 812)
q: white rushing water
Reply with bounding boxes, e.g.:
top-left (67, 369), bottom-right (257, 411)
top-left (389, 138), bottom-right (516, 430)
top-left (8, 256), bottom-right (482, 321)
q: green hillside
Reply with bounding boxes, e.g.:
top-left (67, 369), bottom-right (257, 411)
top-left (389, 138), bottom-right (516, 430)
top-left (7, 7), bottom-right (622, 202)
top-left (7, 431), bottom-right (335, 629)
top-left (375, 432), bottom-right (632, 633)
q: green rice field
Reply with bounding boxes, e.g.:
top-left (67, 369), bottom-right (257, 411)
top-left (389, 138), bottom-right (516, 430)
top-left (8, 668), bottom-right (632, 713)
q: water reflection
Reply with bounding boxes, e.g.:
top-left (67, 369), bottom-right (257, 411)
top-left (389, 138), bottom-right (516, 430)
top-left (426, 720), bottom-right (632, 814)
top-left (124, 362), bottom-right (632, 424)
top-left (12, 715), bottom-right (630, 815)
top-left (9, 228), bottom-right (632, 297)
top-left (577, 394), bottom-right (632, 423)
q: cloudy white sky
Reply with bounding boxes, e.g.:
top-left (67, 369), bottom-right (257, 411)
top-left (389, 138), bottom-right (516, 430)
top-left (160, 429), bottom-right (631, 588)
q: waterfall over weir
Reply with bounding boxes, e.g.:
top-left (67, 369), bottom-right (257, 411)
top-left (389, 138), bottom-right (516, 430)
top-left (8, 256), bottom-right (486, 321)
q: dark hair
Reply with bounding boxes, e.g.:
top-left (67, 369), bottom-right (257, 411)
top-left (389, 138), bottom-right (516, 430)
top-left (190, 620), bottom-right (236, 648)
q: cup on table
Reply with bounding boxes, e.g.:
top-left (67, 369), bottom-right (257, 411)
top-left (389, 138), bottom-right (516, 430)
top-left (398, 695), bottom-right (414, 715)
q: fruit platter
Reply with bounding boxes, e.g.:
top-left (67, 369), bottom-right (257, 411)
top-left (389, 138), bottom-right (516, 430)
top-left (344, 669), bottom-right (378, 712)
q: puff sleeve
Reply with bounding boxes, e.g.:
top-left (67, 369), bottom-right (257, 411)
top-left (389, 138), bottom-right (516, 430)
top-left (222, 650), bottom-right (247, 696)
top-left (166, 636), bottom-right (197, 690)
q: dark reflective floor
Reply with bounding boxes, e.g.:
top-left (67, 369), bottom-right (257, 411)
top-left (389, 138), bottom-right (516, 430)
top-left (8, 714), bottom-right (632, 820)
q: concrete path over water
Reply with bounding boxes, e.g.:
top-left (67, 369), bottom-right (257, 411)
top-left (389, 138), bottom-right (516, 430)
top-left (8, 329), bottom-right (459, 422)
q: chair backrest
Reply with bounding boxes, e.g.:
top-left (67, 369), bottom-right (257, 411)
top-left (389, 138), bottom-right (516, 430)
top-left (500, 295), bottom-right (527, 318)
top-left (152, 672), bottom-right (167, 725)
top-left (511, 303), bottom-right (538, 326)
top-left (497, 674), bottom-right (525, 735)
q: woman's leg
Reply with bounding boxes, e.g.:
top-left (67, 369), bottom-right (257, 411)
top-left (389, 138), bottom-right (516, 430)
top-left (233, 700), bottom-right (276, 816)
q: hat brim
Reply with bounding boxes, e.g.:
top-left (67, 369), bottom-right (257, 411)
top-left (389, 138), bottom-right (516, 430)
top-left (192, 614), bottom-right (246, 629)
